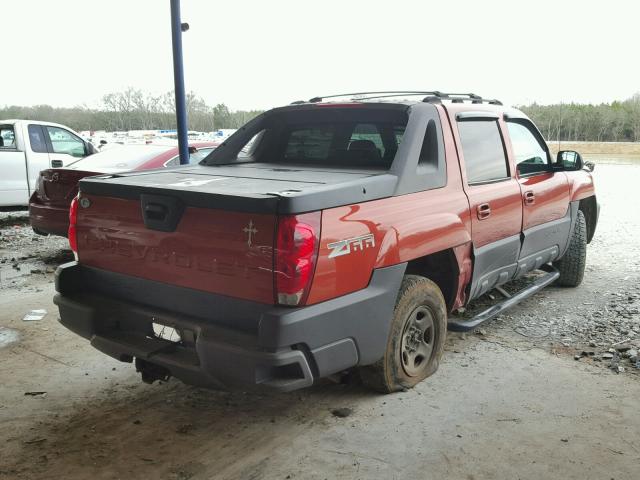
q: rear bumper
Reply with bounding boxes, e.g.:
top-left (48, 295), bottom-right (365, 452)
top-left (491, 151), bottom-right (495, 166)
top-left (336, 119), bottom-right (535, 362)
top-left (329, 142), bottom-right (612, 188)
top-left (54, 262), bottom-right (405, 391)
top-left (29, 200), bottom-right (69, 237)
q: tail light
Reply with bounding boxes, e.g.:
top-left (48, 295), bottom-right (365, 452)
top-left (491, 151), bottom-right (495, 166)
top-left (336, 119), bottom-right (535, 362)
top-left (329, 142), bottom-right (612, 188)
top-left (275, 212), bottom-right (321, 306)
top-left (68, 196), bottom-right (79, 253)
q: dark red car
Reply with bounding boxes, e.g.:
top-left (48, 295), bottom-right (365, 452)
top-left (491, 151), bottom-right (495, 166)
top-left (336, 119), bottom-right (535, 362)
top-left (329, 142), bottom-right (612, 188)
top-left (29, 142), bottom-right (217, 237)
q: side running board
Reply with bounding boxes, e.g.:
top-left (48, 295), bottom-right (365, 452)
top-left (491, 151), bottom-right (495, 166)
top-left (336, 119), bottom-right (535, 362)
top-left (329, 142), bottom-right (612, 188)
top-left (447, 264), bottom-right (560, 332)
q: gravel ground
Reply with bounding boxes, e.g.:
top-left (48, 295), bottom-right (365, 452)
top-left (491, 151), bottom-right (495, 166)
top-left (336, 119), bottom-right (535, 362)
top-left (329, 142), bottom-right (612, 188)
top-left (0, 163), bottom-right (638, 479)
top-left (477, 163), bottom-right (640, 375)
top-left (0, 210), bottom-right (71, 290)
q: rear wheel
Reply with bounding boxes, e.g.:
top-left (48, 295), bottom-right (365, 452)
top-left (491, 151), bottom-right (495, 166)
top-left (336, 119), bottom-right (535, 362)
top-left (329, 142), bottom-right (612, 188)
top-left (361, 275), bottom-right (447, 393)
top-left (554, 209), bottom-right (587, 287)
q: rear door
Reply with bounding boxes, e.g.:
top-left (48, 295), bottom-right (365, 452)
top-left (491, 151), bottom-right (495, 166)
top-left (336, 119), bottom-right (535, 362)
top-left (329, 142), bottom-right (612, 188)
top-left (453, 112), bottom-right (523, 300)
top-left (77, 192), bottom-right (277, 304)
top-left (504, 118), bottom-right (571, 269)
top-left (0, 124), bottom-right (29, 206)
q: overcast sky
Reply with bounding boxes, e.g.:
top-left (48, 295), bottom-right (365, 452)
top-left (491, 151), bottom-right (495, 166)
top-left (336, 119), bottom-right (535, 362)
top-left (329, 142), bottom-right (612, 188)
top-left (3, 0), bottom-right (638, 111)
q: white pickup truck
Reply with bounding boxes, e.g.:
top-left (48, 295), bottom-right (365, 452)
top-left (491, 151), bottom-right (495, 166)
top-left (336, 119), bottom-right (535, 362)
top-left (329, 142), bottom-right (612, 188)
top-left (0, 119), bottom-right (97, 207)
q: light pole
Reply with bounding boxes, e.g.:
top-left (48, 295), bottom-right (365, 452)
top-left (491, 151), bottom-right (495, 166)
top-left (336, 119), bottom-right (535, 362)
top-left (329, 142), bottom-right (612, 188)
top-left (170, 0), bottom-right (189, 165)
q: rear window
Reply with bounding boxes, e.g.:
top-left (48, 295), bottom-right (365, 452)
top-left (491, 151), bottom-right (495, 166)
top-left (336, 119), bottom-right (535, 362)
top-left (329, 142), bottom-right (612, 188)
top-left (280, 120), bottom-right (404, 168)
top-left (67, 146), bottom-right (173, 172)
top-left (206, 106), bottom-right (409, 169)
top-left (284, 127), bottom-right (334, 161)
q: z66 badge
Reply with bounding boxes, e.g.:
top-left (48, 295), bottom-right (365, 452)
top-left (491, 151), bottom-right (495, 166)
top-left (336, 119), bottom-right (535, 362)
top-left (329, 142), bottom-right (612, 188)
top-left (327, 233), bottom-right (375, 259)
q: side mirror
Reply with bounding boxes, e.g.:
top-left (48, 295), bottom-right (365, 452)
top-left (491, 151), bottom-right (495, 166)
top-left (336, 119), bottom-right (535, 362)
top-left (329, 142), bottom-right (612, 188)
top-left (583, 160), bottom-right (595, 172)
top-left (85, 141), bottom-right (98, 156)
top-left (556, 150), bottom-right (583, 171)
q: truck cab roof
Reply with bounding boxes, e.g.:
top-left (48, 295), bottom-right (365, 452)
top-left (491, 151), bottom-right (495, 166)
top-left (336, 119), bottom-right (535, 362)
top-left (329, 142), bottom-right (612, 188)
top-left (0, 119), bottom-right (80, 129)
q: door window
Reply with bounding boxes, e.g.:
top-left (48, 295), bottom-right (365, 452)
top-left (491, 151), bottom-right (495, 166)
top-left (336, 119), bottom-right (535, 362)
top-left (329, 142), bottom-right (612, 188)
top-left (457, 120), bottom-right (509, 184)
top-left (27, 125), bottom-right (48, 153)
top-left (45, 126), bottom-right (85, 157)
top-left (506, 122), bottom-right (549, 176)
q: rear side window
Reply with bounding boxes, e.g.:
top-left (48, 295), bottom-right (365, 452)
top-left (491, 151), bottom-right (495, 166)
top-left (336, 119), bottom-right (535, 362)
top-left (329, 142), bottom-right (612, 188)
top-left (27, 125), bottom-right (48, 153)
top-left (239, 131), bottom-right (265, 159)
top-left (0, 125), bottom-right (15, 148)
top-left (418, 119), bottom-right (438, 172)
top-left (457, 120), bottom-right (508, 183)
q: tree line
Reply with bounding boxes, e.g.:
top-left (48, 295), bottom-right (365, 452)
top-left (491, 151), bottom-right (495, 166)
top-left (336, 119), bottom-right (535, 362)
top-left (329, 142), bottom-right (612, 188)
top-left (0, 87), bottom-right (262, 132)
top-left (519, 94), bottom-right (640, 142)
top-left (2, 88), bottom-right (639, 142)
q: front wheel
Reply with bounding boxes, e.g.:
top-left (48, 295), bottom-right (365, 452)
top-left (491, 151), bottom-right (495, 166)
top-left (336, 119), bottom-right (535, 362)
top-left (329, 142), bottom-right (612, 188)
top-left (554, 209), bottom-right (587, 287)
top-left (360, 275), bottom-right (447, 393)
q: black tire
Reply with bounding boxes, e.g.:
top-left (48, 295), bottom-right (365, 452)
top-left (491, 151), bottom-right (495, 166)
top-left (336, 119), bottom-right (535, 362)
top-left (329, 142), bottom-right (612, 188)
top-left (360, 275), bottom-right (447, 393)
top-left (554, 209), bottom-right (587, 287)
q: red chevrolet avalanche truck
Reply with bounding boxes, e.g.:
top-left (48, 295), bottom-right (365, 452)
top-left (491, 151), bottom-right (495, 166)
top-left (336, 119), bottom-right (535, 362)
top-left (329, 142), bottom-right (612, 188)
top-left (54, 91), bottom-right (599, 393)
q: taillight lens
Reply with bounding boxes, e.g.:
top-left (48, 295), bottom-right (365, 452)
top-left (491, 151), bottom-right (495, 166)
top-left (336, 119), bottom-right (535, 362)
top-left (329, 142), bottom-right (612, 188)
top-left (275, 212), bottom-right (321, 306)
top-left (68, 196), bottom-right (78, 253)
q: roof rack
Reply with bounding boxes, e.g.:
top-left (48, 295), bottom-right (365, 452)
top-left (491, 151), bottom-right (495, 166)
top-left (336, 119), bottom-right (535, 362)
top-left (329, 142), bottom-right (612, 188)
top-left (298, 91), bottom-right (502, 106)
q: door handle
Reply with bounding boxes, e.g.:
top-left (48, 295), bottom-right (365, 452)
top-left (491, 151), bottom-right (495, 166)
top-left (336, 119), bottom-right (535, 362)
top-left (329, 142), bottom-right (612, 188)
top-left (477, 203), bottom-right (491, 220)
top-left (524, 190), bottom-right (535, 205)
top-left (144, 203), bottom-right (168, 221)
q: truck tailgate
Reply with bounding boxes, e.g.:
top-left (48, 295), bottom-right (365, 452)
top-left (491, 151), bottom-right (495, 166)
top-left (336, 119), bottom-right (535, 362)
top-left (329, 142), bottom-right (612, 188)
top-left (76, 193), bottom-right (277, 304)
